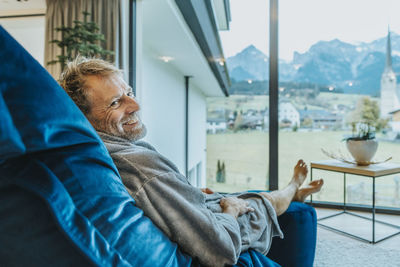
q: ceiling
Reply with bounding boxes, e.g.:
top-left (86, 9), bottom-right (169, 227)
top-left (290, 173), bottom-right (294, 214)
top-left (0, 0), bottom-right (225, 96)
top-left (142, 0), bottom-right (224, 97)
top-left (0, 0), bottom-right (46, 16)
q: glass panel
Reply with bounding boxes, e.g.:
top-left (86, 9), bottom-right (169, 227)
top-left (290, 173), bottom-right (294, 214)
top-left (206, 0), bottom-right (269, 193)
top-left (279, 0), bottom-right (400, 209)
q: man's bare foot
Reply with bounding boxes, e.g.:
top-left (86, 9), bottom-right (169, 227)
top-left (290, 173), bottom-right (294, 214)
top-left (291, 159), bottom-right (308, 188)
top-left (293, 179), bottom-right (324, 202)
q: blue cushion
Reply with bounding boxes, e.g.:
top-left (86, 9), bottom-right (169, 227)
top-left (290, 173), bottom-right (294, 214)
top-left (0, 93), bottom-right (25, 159)
top-left (234, 250), bottom-right (280, 267)
top-left (267, 202), bottom-right (317, 267)
top-left (246, 191), bottom-right (317, 267)
top-left (0, 183), bottom-right (94, 266)
top-left (0, 25), bottom-right (193, 266)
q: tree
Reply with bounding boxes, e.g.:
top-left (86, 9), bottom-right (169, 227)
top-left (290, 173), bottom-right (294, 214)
top-left (301, 117), bottom-right (313, 128)
top-left (216, 160), bottom-right (226, 183)
top-left (48, 11), bottom-right (114, 70)
top-left (221, 162), bottom-right (226, 183)
top-left (350, 96), bottom-right (388, 131)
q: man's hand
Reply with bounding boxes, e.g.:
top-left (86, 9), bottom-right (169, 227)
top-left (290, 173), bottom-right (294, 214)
top-left (200, 188), bottom-right (214, 194)
top-left (220, 197), bottom-right (254, 219)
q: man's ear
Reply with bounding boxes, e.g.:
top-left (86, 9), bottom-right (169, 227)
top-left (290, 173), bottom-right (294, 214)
top-left (84, 111), bottom-right (97, 129)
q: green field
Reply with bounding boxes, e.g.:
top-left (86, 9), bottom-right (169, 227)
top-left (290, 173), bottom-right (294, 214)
top-left (206, 93), bottom-right (377, 112)
top-left (207, 131), bottom-right (400, 208)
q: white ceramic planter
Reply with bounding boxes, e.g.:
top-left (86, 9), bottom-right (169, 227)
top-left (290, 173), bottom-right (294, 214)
top-left (346, 139), bottom-right (378, 165)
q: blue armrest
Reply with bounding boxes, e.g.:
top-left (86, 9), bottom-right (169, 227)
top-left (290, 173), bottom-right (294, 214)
top-left (267, 202), bottom-right (317, 267)
top-left (232, 201), bottom-right (317, 267)
top-left (246, 190), bottom-right (317, 267)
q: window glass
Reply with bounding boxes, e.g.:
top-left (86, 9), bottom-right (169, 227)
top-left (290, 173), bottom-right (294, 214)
top-left (207, 0), bottom-right (270, 193)
top-left (279, 0), bottom-right (400, 208)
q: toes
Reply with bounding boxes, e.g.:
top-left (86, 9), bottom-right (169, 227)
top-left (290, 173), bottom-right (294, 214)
top-left (308, 179), bottom-right (323, 187)
top-left (310, 179), bottom-right (324, 187)
top-left (316, 179), bottom-right (323, 185)
top-left (296, 160), bottom-right (308, 170)
top-left (298, 160), bottom-right (307, 168)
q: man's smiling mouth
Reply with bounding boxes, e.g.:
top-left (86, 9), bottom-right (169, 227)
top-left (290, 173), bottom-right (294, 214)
top-left (122, 114), bottom-right (139, 126)
top-left (123, 118), bottom-right (138, 125)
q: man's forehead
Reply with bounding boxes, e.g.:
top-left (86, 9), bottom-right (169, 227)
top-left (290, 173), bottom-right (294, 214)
top-left (85, 74), bottom-right (133, 102)
top-left (86, 74), bottom-right (130, 91)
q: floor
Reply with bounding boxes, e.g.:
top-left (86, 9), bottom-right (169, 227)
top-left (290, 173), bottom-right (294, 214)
top-left (313, 207), bottom-right (400, 266)
top-left (315, 207), bottom-right (400, 249)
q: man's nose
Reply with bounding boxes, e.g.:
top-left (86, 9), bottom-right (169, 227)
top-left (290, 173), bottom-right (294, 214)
top-left (125, 96), bottom-right (140, 113)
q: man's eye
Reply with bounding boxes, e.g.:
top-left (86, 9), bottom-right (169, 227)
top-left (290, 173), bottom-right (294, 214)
top-left (127, 92), bottom-right (134, 97)
top-left (110, 100), bottom-right (119, 107)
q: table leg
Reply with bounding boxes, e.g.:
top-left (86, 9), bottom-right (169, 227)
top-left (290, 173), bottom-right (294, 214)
top-left (344, 173), bottom-right (346, 212)
top-left (310, 167), bottom-right (313, 204)
top-left (372, 177), bottom-right (376, 244)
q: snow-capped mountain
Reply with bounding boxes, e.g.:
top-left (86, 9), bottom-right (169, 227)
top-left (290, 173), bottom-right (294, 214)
top-left (226, 33), bottom-right (400, 95)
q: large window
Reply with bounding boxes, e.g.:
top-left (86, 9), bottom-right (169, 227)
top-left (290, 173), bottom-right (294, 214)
top-left (206, 0), bottom-right (270, 193)
top-left (279, 0), bottom-right (400, 209)
top-left (207, 0), bottom-right (400, 212)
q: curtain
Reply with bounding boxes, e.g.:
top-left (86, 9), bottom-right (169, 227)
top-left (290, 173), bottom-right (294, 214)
top-left (45, 0), bottom-right (125, 79)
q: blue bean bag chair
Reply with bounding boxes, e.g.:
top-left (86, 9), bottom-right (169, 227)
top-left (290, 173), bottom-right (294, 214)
top-left (0, 26), bottom-right (316, 267)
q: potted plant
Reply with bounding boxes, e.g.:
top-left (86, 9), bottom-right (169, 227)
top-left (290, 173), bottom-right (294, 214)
top-left (47, 11), bottom-right (113, 71)
top-left (344, 122), bottom-right (378, 165)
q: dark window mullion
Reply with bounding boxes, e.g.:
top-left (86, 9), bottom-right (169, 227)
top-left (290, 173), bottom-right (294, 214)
top-left (128, 0), bottom-right (136, 93)
top-left (269, 0), bottom-right (279, 190)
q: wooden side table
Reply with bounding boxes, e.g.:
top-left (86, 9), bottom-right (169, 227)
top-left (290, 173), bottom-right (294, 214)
top-left (310, 159), bottom-right (400, 244)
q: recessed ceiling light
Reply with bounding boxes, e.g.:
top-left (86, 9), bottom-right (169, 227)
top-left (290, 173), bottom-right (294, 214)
top-left (212, 57), bottom-right (225, 66)
top-left (159, 56), bottom-right (174, 63)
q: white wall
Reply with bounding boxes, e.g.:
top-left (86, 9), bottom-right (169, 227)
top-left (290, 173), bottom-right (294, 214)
top-left (0, 16), bottom-right (45, 65)
top-left (137, 46), bottom-right (207, 186)
top-left (188, 83), bottom-right (207, 187)
top-left (140, 46), bottom-right (186, 173)
top-left (131, 0), bottom-right (209, 186)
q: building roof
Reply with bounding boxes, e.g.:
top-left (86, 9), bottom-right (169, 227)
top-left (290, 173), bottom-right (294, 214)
top-left (211, 0), bottom-right (232, 31)
top-left (207, 117), bottom-right (227, 123)
top-left (299, 109), bottom-right (337, 119)
top-left (142, 0), bottom-right (230, 97)
top-left (389, 108), bottom-right (400, 114)
top-left (175, 0), bottom-right (230, 96)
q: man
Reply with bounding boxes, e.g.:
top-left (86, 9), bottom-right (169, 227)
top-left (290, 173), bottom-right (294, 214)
top-left (60, 57), bottom-right (323, 267)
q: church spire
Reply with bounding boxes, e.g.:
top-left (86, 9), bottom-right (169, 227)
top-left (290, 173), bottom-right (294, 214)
top-left (385, 26), bottom-right (393, 71)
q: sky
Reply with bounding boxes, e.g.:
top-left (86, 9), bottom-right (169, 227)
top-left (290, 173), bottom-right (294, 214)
top-left (220, 0), bottom-right (400, 61)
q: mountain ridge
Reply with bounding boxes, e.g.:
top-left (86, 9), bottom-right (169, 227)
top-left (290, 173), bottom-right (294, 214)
top-left (227, 33), bottom-right (400, 96)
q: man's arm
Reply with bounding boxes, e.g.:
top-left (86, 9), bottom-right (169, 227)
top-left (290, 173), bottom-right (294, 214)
top-left (113, 153), bottom-right (243, 266)
top-left (132, 173), bottom-right (242, 266)
top-left (220, 197), bottom-right (255, 219)
top-left (202, 189), bottom-right (255, 219)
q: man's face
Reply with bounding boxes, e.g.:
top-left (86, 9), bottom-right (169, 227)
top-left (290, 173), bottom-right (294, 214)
top-left (85, 74), bottom-right (146, 141)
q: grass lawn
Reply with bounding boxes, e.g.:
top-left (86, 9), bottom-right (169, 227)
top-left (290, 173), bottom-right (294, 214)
top-left (206, 93), bottom-right (377, 112)
top-left (207, 131), bottom-right (400, 208)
